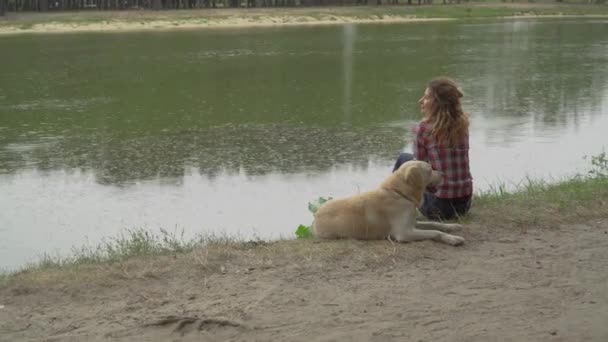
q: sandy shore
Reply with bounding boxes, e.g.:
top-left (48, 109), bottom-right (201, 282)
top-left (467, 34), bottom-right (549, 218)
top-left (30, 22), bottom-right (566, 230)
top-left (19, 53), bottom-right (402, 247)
top-left (0, 15), bottom-right (452, 35)
top-left (1, 4), bottom-right (607, 35)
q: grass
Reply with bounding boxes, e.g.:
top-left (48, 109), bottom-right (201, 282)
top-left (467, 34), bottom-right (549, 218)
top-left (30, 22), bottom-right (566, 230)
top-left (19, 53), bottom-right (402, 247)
top-left (472, 151), bottom-right (608, 230)
top-left (1, 152), bottom-right (607, 289)
top-left (0, 3), bottom-right (608, 32)
top-left (0, 229), bottom-right (265, 288)
top-left (3, 228), bottom-right (246, 273)
top-left (470, 174), bottom-right (608, 231)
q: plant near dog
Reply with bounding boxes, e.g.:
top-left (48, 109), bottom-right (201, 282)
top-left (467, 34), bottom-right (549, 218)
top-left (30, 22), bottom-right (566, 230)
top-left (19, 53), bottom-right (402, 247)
top-left (308, 196), bottom-right (332, 214)
top-left (586, 150), bottom-right (607, 178)
top-left (295, 224), bottom-right (313, 239)
top-left (294, 196), bottom-right (333, 239)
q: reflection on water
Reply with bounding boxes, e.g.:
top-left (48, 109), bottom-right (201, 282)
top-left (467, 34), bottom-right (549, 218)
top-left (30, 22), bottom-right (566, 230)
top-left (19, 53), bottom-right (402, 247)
top-left (342, 24), bottom-right (356, 121)
top-left (469, 110), bottom-right (608, 189)
top-left (0, 124), bottom-right (404, 185)
top-left (1, 19), bottom-right (607, 269)
top-left (0, 164), bottom-right (386, 269)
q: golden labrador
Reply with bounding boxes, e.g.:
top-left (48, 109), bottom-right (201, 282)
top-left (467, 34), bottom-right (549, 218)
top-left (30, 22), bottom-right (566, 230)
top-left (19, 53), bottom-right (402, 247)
top-left (312, 160), bottom-right (465, 246)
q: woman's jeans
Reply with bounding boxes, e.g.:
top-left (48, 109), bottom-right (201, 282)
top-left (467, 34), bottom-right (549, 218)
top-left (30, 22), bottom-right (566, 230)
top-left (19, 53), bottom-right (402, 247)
top-left (392, 153), bottom-right (471, 220)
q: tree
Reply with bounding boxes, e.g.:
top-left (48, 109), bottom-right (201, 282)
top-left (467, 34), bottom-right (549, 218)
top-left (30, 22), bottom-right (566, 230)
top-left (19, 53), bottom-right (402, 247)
top-left (0, 0), bottom-right (6, 16)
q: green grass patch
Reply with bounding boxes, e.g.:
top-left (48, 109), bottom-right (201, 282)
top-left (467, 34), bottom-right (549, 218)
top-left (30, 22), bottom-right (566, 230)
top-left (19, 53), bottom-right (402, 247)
top-left (0, 228), bottom-right (250, 278)
top-left (469, 150), bottom-right (607, 230)
top-left (471, 175), bottom-right (608, 230)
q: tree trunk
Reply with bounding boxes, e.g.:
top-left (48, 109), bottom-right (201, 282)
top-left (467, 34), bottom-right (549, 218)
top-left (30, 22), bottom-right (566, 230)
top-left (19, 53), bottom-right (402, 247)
top-left (152, 0), bottom-right (161, 8)
top-left (39, 0), bottom-right (48, 11)
top-left (0, 0), bottom-right (5, 16)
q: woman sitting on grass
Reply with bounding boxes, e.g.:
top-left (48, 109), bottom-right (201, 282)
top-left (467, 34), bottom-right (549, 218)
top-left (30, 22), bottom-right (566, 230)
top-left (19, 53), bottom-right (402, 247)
top-left (393, 77), bottom-right (473, 220)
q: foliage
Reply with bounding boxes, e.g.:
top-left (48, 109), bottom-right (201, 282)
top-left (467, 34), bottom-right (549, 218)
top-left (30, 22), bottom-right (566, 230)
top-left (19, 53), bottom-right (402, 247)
top-left (295, 224), bottom-right (314, 239)
top-left (295, 196), bottom-right (333, 239)
top-left (307, 196), bottom-right (333, 215)
top-left (586, 150), bottom-right (607, 178)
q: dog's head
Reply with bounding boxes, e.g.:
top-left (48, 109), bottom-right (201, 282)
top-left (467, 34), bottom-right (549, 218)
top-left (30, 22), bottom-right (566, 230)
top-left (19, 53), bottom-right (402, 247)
top-left (382, 160), bottom-right (442, 207)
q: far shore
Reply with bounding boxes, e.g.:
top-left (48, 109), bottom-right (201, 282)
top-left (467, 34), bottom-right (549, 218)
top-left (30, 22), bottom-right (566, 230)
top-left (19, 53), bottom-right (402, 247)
top-left (0, 15), bottom-right (453, 35)
top-left (1, 3), bottom-right (608, 35)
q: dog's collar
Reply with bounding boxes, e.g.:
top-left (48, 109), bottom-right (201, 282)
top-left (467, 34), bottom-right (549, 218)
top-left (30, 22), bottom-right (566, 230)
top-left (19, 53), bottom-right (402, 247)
top-left (388, 188), bottom-right (419, 206)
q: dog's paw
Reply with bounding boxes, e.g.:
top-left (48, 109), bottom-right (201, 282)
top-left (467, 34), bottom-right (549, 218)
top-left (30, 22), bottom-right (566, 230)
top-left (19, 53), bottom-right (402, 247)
top-left (444, 235), bottom-right (465, 246)
top-left (446, 223), bottom-right (464, 232)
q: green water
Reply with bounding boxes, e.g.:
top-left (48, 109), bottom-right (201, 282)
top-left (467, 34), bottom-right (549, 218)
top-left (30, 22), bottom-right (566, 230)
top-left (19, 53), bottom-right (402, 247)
top-left (1, 18), bottom-right (607, 269)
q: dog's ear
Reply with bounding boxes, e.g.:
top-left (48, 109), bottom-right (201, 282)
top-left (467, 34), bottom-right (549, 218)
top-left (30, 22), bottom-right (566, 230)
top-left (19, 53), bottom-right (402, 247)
top-left (403, 167), bottom-right (426, 207)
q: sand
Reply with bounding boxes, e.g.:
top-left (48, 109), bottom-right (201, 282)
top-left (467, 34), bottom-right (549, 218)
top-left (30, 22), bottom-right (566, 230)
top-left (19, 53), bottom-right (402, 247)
top-left (0, 15), bottom-right (451, 35)
top-left (2, 219), bottom-right (607, 341)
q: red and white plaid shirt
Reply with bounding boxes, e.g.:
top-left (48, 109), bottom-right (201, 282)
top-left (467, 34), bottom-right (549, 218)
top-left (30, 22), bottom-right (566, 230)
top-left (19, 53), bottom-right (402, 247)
top-left (413, 121), bottom-right (473, 199)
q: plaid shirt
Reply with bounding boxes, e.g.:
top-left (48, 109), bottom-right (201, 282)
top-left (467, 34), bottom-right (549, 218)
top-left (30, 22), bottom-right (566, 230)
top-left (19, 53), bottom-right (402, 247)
top-left (413, 121), bottom-right (473, 199)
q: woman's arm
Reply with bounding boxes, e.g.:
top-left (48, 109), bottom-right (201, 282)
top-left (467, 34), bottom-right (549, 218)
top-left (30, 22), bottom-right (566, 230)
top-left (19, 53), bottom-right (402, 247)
top-left (413, 123), bottom-right (428, 162)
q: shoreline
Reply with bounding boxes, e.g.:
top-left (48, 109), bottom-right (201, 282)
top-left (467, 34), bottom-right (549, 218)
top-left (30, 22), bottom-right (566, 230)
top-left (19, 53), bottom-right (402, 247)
top-left (1, 4), bottom-right (608, 35)
top-left (2, 167), bottom-right (606, 277)
top-left (0, 171), bottom-right (607, 341)
top-left (0, 16), bottom-right (454, 35)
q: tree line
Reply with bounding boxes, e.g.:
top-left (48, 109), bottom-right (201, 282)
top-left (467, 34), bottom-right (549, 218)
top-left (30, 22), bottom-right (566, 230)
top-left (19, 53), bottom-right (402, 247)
top-left (1, 0), bottom-right (426, 12)
top-left (1, 0), bottom-right (511, 13)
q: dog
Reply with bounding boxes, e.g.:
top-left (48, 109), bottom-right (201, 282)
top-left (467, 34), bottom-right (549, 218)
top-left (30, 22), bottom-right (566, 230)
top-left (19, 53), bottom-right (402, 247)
top-left (312, 160), bottom-right (465, 246)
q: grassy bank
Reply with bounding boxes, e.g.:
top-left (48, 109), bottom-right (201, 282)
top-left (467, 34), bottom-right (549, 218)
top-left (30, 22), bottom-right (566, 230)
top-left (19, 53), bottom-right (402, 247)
top-left (1, 3), bottom-right (608, 34)
top-left (1, 152), bottom-right (606, 289)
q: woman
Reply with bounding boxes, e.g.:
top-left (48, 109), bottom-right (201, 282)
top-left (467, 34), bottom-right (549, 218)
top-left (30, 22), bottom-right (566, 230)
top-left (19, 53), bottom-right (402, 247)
top-left (393, 77), bottom-right (473, 220)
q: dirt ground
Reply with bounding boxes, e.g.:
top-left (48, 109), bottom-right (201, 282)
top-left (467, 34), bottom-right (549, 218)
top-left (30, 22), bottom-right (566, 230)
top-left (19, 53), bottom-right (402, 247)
top-left (1, 219), bottom-right (608, 342)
